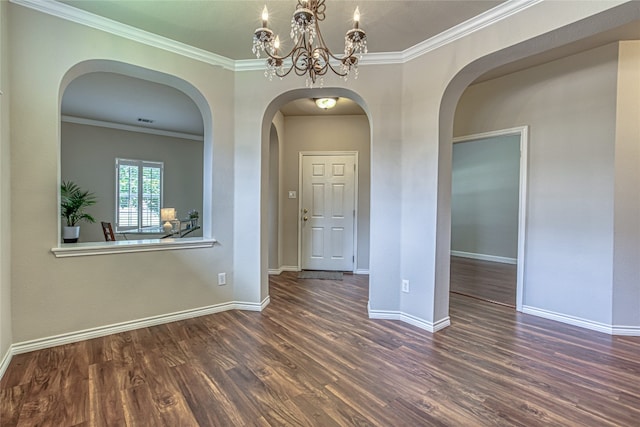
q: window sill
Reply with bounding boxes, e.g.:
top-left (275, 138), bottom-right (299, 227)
top-left (51, 237), bottom-right (217, 258)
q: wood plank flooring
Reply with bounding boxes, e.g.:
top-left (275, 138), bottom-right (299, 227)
top-left (2, 272), bottom-right (640, 426)
top-left (450, 256), bottom-right (517, 307)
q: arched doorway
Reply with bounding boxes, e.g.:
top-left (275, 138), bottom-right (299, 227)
top-left (261, 89), bottom-right (372, 284)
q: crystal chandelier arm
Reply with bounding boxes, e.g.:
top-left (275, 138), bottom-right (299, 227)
top-left (252, 0), bottom-right (366, 85)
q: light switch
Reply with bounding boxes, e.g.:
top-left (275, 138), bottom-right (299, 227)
top-left (288, 190), bottom-right (297, 199)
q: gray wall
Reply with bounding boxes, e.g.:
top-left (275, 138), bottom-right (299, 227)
top-left (1, 0), bottom-right (634, 362)
top-left (281, 115), bottom-right (370, 271)
top-left (0, 0), bottom-right (11, 364)
top-left (61, 122), bottom-right (203, 242)
top-left (268, 124), bottom-right (279, 270)
top-left (454, 43), bottom-right (619, 324)
top-left (612, 41), bottom-right (640, 328)
top-left (451, 134), bottom-right (520, 260)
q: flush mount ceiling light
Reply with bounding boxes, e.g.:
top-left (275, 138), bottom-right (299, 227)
top-left (252, 0), bottom-right (367, 87)
top-left (315, 97), bottom-right (337, 109)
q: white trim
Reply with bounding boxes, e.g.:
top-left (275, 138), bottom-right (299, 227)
top-left (11, 0), bottom-right (235, 71)
top-left (402, 0), bottom-right (542, 62)
top-left (9, 298), bottom-right (270, 356)
top-left (298, 151), bottom-right (359, 273)
top-left (11, 0), bottom-right (541, 71)
top-left (268, 265), bottom-right (300, 275)
top-left (522, 305), bottom-right (640, 336)
top-left (51, 238), bottom-right (217, 258)
top-left (235, 51), bottom-right (404, 72)
top-left (451, 250), bottom-right (516, 265)
top-left (0, 347), bottom-right (12, 381)
top-left (355, 269), bottom-right (370, 275)
top-left (62, 115), bottom-right (203, 141)
top-left (368, 304), bottom-right (451, 333)
top-left (452, 126), bottom-right (529, 312)
top-left (611, 325), bottom-right (640, 336)
top-left (235, 296), bottom-right (271, 312)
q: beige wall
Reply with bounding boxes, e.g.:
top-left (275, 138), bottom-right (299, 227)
top-left (454, 43), bottom-right (619, 323)
top-left (0, 0), bottom-right (12, 365)
top-left (61, 122), bottom-right (203, 242)
top-left (280, 115), bottom-right (370, 271)
top-left (1, 0), bottom-right (637, 364)
top-left (9, 4), bottom-right (235, 342)
top-left (613, 41), bottom-right (640, 327)
top-left (400, 1), bottom-right (634, 325)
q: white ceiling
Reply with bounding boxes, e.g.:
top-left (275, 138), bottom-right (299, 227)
top-left (56, 1), bottom-right (640, 130)
top-left (62, 72), bottom-right (205, 135)
top-left (58, 0), bottom-right (504, 60)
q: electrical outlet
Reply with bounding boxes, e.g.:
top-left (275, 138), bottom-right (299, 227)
top-left (218, 272), bottom-right (227, 286)
top-left (402, 279), bottom-right (409, 293)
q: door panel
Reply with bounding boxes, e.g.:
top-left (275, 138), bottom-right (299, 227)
top-left (301, 154), bottom-right (355, 271)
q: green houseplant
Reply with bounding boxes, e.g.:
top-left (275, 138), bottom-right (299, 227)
top-left (60, 180), bottom-right (96, 243)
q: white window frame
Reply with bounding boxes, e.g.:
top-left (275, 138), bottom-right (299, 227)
top-left (115, 158), bottom-right (164, 232)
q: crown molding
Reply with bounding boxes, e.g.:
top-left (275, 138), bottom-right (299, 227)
top-left (12, 0), bottom-right (542, 70)
top-left (234, 51), bottom-right (403, 72)
top-left (62, 115), bottom-right (204, 141)
top-left (10, 0), bottom-right (235, 71)
top-left (402, 0), bottom-right (544, 62)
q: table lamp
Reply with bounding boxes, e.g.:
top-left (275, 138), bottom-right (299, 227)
top-left (161, 208), bottom-right (176, 233)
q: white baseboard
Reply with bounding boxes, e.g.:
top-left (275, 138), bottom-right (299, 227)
top-left (9, 299), bottom-right (270, 357)
top-left (451, 250), bottom-right (516, 265)
top-left (522, 305), bottom-right (640, 336)
top-left (354, 269), bottom-right (370, 275)
top-left (368, 303), bottom-right (450, 333)
top-left (268, 265), bottom-right (300, 275)
top-left (234, 296), bottom-right (270, 311)
top-left (611, 325), bottom-right (640, 336)
top-left (0, 346), bottom-right (12, 380)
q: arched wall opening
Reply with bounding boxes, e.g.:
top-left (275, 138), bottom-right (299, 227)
top-left (268, 123), bottom-right (280, 271)
top-left (260, 88), bottom-right (372, 291)
top-left (58, 60), bottom-right (214, 242)
top-left (435, 4), bottom-right (640, 327)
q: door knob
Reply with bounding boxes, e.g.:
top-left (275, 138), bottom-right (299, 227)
top-left (303, 216), bottom-right (308, 221)
top-left (303, 208), bottom-right (308, 213)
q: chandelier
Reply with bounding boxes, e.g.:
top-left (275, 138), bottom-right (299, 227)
top-left (252, 0), bottom-right (367, 86)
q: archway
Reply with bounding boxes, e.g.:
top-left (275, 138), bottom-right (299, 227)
top-left (59, 60), bottom-right (214, 242)
top-left (435, 4), bottom-right (640, 324)
top-left (260, 88), bottom-right (372, 290)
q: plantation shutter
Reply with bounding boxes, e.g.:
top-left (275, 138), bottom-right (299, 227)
top-left (116, 159), bottom-right (163, 230)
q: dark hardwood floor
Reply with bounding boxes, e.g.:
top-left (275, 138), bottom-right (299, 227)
top-left (2, 272), bottom-right (640, 426)
top-left (450, 256), bottom-right (517, 307)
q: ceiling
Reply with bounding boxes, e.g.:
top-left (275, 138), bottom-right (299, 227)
top-left (62, 72), bottom-right (205, 135)
top-left (57, 1), bottom-right (640, 130)
top-left (58, 0), bottom-right (504, 60)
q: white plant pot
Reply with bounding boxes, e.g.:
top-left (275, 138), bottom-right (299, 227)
top-left (62, 225), bottom-right (80, 243)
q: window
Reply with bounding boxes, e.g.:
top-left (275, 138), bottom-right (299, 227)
top-left (116, 158), bottom-right (163, 231)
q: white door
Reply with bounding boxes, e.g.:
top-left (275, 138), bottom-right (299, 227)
top-left (300, 154), bottom-right (356, 271)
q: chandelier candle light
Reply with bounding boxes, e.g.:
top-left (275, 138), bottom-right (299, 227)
top-left (252, 0), bottom-right (367, 86)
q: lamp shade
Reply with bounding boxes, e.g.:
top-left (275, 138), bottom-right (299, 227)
top-left (161, 208), bottom-right (176, 222)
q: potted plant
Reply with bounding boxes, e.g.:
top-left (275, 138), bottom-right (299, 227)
top-left (187, 209), bottom-right (199, 228)
top-left (60, 180), bottom-right (96, 243)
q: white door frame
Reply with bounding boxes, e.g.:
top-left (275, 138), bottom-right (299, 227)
top-left (452, 126), bottom-right (528, 311)
top-left (298, 151), bottom-right (359, 273)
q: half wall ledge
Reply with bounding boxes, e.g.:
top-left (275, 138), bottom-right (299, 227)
top-left (51, 237), bottom-right (217, 258)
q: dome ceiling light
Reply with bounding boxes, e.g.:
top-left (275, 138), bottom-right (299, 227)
top-left (315, 98), bottom-right (338, 110)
